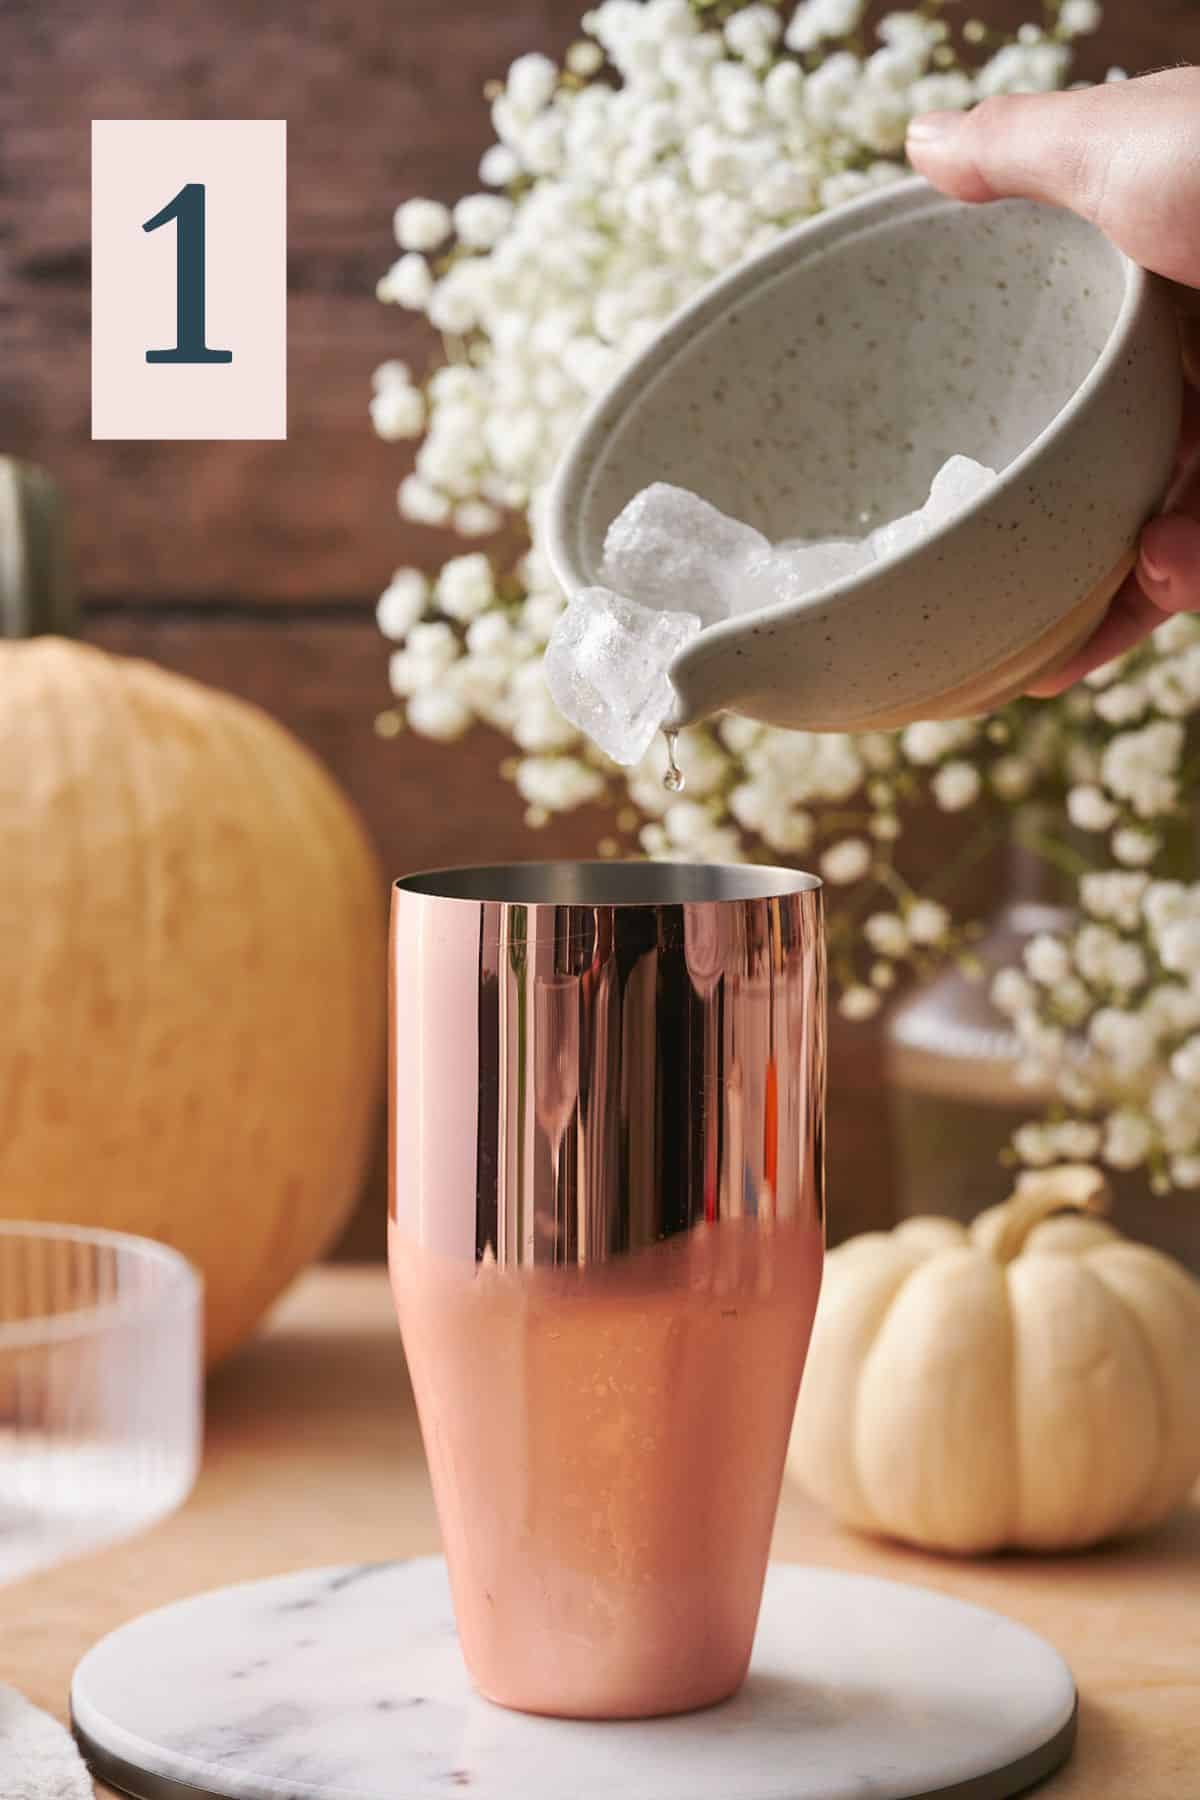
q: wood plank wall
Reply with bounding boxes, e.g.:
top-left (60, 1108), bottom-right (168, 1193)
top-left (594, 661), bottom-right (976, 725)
top-left (1, 0), bottom-right (1195, 1257)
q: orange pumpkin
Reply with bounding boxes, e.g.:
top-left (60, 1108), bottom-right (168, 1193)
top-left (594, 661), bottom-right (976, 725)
top-left (0, 459), bottom-right (385, 1362)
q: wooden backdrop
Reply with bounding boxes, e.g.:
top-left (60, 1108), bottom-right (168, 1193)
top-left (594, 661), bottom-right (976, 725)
top-left (1, 0), bottom-right (1195, 1258)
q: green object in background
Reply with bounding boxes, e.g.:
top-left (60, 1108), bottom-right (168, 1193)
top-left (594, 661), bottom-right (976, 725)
top-left (0, 455), bottom-right (77, 640)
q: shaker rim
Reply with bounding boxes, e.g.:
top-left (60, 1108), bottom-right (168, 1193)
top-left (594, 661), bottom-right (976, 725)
top-left (394, 859), bottom-right (821, 913)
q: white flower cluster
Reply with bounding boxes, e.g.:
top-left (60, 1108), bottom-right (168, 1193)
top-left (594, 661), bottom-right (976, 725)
top-left (994, 862), bottom-right (1200, 1187)
top-left (371, 0), bottom-right (1200, 1187)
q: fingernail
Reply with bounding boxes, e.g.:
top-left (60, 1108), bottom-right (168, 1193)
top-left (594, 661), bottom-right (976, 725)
top-left (1140, 544), bottom-right (1170, 584)
top-left (907, 111), bottom-right (965, 148)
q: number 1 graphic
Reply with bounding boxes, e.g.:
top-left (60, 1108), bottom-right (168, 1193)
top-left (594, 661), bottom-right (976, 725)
top-left (143, 183), bottom-right (233, 365)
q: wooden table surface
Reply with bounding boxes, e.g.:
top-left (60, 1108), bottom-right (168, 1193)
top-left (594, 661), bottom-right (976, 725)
top-left (3, 1266), bottom-right (1197, 1798)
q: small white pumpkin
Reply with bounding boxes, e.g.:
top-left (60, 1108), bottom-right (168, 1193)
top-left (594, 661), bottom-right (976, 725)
top-left (789, 1168), bottom-right (1200, 1553)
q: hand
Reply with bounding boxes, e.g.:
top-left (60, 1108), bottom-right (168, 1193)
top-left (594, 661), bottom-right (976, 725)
top-left (906, 69), bottom-right (1200, 694)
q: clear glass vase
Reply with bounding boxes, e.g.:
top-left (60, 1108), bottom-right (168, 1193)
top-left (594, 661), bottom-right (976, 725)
top-left (884, 826), bottom-right (1200, 1274)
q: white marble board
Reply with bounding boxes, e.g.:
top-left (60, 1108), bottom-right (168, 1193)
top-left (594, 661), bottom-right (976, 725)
top-left (71, 1558), bottom-right (1077, 1800)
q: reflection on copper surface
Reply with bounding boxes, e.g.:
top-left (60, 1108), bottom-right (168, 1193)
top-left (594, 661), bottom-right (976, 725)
top-left (391, 863), bottom-right (824, 1267)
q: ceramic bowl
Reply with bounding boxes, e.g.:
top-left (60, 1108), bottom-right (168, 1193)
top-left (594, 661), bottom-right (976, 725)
top-left (545, 177), bottom-right (1182, 733)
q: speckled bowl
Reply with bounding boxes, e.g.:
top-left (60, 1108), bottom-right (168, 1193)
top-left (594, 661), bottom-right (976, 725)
top-left (545, 177), bottom-right (1182, 733)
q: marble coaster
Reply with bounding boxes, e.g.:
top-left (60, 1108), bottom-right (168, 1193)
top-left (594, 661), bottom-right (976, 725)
top-left (71, 1558), bottom-right (1076, 1800)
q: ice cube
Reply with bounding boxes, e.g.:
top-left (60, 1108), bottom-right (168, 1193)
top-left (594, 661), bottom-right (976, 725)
top-left (870, 506), bottom-right (932, 563)
top-left (739, 536), bottom-right (876, 613)
top-left (601, 482), bottom-right (769, 627)
top-left (544, 586), bottom-right (701, 767)
top-left (871, 455), bottom-right (997, 563)
top-left (928, 454), bottom-right (997, 515)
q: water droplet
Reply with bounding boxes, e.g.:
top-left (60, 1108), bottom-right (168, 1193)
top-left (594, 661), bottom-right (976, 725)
top-left (663, 729), bottom-right (685, 794)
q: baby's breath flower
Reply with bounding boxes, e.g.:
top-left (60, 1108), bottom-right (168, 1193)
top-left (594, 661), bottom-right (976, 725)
top-left (407, 688), bottom-right (472, 741)
top-left (764, 60), bottom-right (807, 120)
top-left (427, 277), bottom-right (480, 336)
top-left (1090, 1007), bottom-right (1157, 1075)
top-left (437, 552), bottom-right (496, 621)
top-left (376, 253), bottom-right (434, 309)
top-left (764, 806), bottom-right (816, 854)
top-left (993, 972), bottom-right (1036, 1029)
top-left (1025, 934), bottom-right (1071, 987)
top-left (1094, 682), bottom-right (1148, 725)
top-left (1144, 981), bottom-right (1200, 1037)
top-left (505, 51), bottom-right (560, 117)
top-left (906, 900), bottom-right (951, 946)
top-left (398, 474), bottom-right (453, 527)
top-left (932, 760), bottom-right (982, 811)
top-left (1151, 1077), bottom-right (1200, 1152)
top-left (406, 621), bottom-right (459, 668)
top-left (1013, 1123), bottom-right (1057, 1167)
top-left (369, 382), bottom-right (425, 441)
top-left (1059, 0), bottom-right (1102, 35)
top-left (1075, 923), bottom-right (1147, 992)
top-left (1112, 827), bottom-right (1160, 868)
top-left (821, 838), bottom-right (873, 884)
top-left (1067, 784), bottom-right (1118, 832)
top-left (1080, 872), bottom-right (1150, 930)
top-left (1104, 1108), bottom-right (1155, 1170)
top-left (990, 966), bottom-right (1039, 1016)
top-left (455, 500), bottom-right (503, 538)
top-left (454, 194), bottom-right (516, 249)
top-left (1102, 721), bottom-right (1184, 818)
top-left (376, 569), bottom-right (430, 640)
top-left (900, 719), bottom-right (976, 765)
top-left (1159, 917), bottom-right (1200, 981)
top-left (1143, 881), bottom-right (1192, 936)
top-left (1053, 1120), bottom-right (1102, 1159)
top-left (865, 912), bottom-right (909, 958)
top-left (663, 798), bottom-right (715, 848)
top-left (878, 12), bottom-right (944, 55)
top-left (976, 39), bottom-right (1069, 96)
top-left (480, 143), bottom-right (521, 187)
top-left (909, 70), bottom-right (975, 113)
top-left (516, 755), bottom-right (605, 811)
top-left (724, 4), bottom-right (782, 67)
top-left (394, 198), bottom-right (452, 252)
top-left (1170, 1036), bottom-right (1200, 1086)
top-left (785, 0), bottom-right (866, 54)
top-left (567, 39), bottom-right (606, 77)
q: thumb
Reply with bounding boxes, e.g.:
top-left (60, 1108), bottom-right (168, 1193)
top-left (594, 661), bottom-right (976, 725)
top-left (906, 69), bottom-right (1200, 290)
top-left (907, 87), bottom-right (1103, 211)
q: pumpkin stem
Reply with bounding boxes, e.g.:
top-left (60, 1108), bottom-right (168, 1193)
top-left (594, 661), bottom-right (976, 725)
top-left (975, 1164), bottom-right (1111, 1264)
top-left (0, 457), bottom-right (77, 640)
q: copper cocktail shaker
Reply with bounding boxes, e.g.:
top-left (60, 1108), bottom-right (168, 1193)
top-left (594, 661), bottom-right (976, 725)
top-left (389, 862), bottom-right (824, 1719)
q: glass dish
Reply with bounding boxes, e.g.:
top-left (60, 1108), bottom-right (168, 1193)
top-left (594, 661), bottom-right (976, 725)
top-left (0, 1222), bottom-right (202, 1584)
